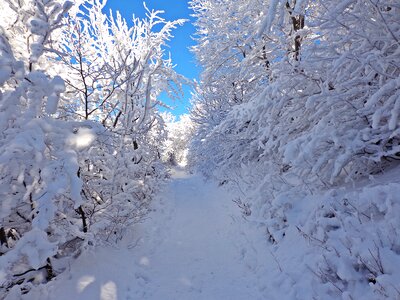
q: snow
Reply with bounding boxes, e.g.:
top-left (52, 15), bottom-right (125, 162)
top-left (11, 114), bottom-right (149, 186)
top-left (0, 229), bottom-right (57, 273)
top-left (45, 94), bottom-right (59, 115)
top-left (1, 0), bottom-right (399, 298)
top-left (21, 169), bottom-right (265, 300)
top-left (257, 0), bottom-right (279, 35)
top-left (66, 128), bottom-right (97, 150)
top-left (0, 67), bottom-right (11, 86)
top-left (4, 165), bottom-right (400, 300)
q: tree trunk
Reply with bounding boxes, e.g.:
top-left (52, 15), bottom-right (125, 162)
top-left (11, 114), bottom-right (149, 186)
top-left (0, 227), bottom-right (8, 247)
top-left (286, 1), bottom-right (305, 61)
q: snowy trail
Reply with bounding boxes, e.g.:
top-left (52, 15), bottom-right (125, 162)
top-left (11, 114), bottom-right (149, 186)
top-left (26, 170), bottom-right (265, 300)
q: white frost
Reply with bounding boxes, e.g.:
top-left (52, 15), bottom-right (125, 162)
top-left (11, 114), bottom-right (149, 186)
top-left (67, 127), bottom-right (97, 150)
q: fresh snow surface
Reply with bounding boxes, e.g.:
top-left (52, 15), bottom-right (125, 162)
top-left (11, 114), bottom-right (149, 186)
top-left (22, 169), bottom-right (266, 300)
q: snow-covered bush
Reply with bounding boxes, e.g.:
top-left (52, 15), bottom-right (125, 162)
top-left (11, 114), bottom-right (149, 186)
top-left (75, 119), bottom-right (169, 243)
top-left (303, 181), bottom-right (400, 299)
top-left (0, 0), bottom-right (184, 297)
top-left (277, 0), bottom-right (400, 183)
top-left (0, 0), bottom-right (91, 295)
top-left (191, 0), bottom-right (399, 184)
top-left (47, 0), bottom-right (185, 244)
top-left (189, 0), bottom-right (400, 298)
top-left (188, 0), bottom-right (272, 176)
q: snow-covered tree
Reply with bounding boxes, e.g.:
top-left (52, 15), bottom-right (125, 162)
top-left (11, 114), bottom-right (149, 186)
top-left (0, 0), bottom-right (184, 296)
top-left (190, 0), bottom-right (400, 185)
top-left (189, 0), bottom-right (400, 297)
top-left (188, 0), bottom-right (272, 178)
top-left (281, 0), bottom-right (400, 182)
top-left (47, 0), bottom-right (185, 242)
top-left (189, 0), bottom-right (270, 127)
top-left (0, 0), bottom-right (91, 294)
top-left (162, 114), bottom-right (194, 167)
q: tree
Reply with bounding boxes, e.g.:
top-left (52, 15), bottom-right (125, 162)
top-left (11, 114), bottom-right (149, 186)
top-left (190, 0), bottom-right (400, 185)
top-left (49, 0), bottom-right (185, 242)
top-left (189, 0), bottom-right (400, 297)
top-left (0, 0), bottom-right (185, 297)
top-left (162, 113), bottom-right (195, 167)
top-left (0, 0), bottom-right (88, 294)
top-left (189, 0), bottom-right (273, 177)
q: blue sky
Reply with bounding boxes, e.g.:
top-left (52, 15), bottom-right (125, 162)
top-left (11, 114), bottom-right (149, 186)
top-left (103, 0), bottom-right (199, 117)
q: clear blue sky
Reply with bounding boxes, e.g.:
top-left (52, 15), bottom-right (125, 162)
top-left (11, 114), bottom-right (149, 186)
top-left (103, 0), bottom-right (199, 117)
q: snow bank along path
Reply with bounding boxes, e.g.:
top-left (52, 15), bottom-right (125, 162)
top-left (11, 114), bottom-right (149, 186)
top-left (25, 169), bottom-right (265, 300)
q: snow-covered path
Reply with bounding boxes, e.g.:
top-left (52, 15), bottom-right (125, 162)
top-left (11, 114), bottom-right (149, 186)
top-left (26, 170), bottom-right (264, 300)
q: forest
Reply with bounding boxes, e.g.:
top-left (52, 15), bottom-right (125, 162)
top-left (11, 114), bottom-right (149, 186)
top-left (0, 0), bottom-right (399, 299)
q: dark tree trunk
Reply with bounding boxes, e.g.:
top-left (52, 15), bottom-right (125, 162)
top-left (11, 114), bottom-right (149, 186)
top-left (77, 206), bottom-right (88, 233)
top-left (0, 227), bottom-right (8, 247)
top-left (286, 1), bottom-right (305, 61)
